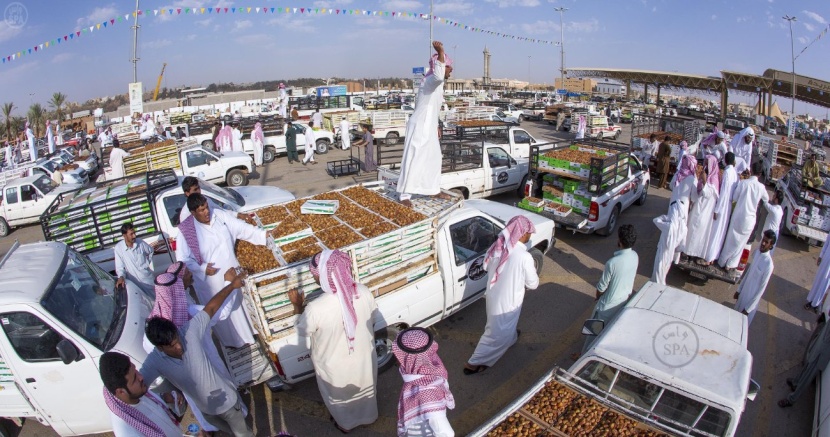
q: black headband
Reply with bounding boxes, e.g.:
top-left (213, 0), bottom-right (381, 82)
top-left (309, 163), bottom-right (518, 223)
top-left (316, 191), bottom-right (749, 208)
top-left (396, 327), bottom-right (433, 354)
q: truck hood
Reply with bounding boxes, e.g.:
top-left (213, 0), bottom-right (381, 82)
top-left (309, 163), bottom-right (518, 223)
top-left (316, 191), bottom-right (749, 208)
top-left (110, 281), bottom-right (154, 366)
top-left (232, 185), bottom-right (295, 212)
top-left (464, 199), bottom-right (555, 250)
top-left (219, 150), bottom-right (253, 164)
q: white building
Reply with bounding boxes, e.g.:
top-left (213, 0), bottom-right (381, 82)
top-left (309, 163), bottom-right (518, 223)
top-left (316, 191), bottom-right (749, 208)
top-left (595, 78), bottom-right (626, 96)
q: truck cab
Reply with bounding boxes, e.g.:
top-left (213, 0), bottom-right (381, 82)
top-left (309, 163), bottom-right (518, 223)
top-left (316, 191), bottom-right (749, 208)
top-left (0, 241), bottom-right (153, 436)
top-left (33, 158), bottom-right (89, 186)
top-left (172, 145), bottom-right (253, 187)
top-left (577, 281), bottom-right (757, 437)
top-left (0, 175), bottom-right (80, 237)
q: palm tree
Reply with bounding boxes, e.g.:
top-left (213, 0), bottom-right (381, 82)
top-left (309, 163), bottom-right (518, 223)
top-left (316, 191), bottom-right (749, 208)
top-left (49, 92), bottom-right (67, 124)
top-left (2, 102), bottom-right (15, 142)
top-left (28, 104), bottom-right (45, 137)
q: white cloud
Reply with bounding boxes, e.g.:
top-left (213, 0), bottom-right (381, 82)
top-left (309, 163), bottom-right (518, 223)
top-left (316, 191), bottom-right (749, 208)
top-left (233, 20), bottom-right (253, 32)
top-left (568, 18), bottom-right (600, 33)
top-left (76, 5), bottom-right (118, 27)
top-left (711, 14), bottom-right (717, 20)
top-left (233, 33), bottom-right (274, 46)
top-left (0, 21), bottom-right (24, 43)
top-left (186, 34), bottom-right (198, 41)
top-left (652, 6), bottom-right (657, 12)
top-left (519, 18), bottom-right (598, 35)
top-left (51, 53), bottom-right (73, 64)
top-left (435, 1), bottom-right (475, 15)
top-left (736, 16), bottom-right (750, 23)
top-left (142, 39), bottom-right (173, 49)
top-left (312, 0), bottom-right (354, 7)
top-left (380, 0), bottom-right (424, 10)
top-left (196, 18), bottom-right (213, 27)
top-left (804, 22), bottom-right (816, 32)
top-left (484, 0), bottom-right (540, 7)
top-left (802, 10), bottom-right (827, 24)
top-left (266, 16), bottom-right (317, 33)
top-left (798, 36), bottom-right (809, 44)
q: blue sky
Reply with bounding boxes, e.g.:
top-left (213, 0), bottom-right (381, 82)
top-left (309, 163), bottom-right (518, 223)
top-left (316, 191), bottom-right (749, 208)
top-left (0, 0), bottom-right (828, 117)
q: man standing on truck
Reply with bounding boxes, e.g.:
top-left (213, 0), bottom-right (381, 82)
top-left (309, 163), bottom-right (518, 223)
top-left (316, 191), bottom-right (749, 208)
top-left (108, 142), bottom-right (130, 179)
top-left (701, 153), bottom-right (739, 267)
top-left (464, 215), bottom-right (539, 374)
top-left (718, 162), bottom-right (769, 273)
top-left (285, 120), bottom-right (300, 164)
top-left (278, 83), bottom-right (288, 118)
top-left (312, 109), bottom-right (324, 128)
top-left (584, 225), bottom-right (639, 352)
top-left (114, 223), bottom-right (156, 295)
top-left (655, 135), bottom-right (672, 189)
top-left (633, 133), bottom-right (658, 168)
top-left (99, 351), bottom-right (183, 437)
top-left (805, 234), bottom-right (830, 312)
top-left (302, 121), bottom-right (318, 165)
top-left (287, 250), bottom-right (379, 434)
top-left (701, 130), bottom-right (727, 163)
top-left (733, 230), bottom-right (776, 325)
top-left (729, 127), bottom-right (754, 173)
top-left (396, 40), bottom-right (453, 207)
top-left (231, 123), bottom-right (243, 153)
top-left (143, 269), bottom-right (255, 437)
top-left (25, 120), bottom-right (36, 161)
top-left (176, 193), bottom-right (278, 347)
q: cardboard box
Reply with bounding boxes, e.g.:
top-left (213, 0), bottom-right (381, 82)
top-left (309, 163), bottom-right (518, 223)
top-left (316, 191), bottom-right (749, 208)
top-left (300, 200), bottom-right (339, 215)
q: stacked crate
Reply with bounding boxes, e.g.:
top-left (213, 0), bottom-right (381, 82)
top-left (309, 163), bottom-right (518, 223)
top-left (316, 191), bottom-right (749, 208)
top-left (322, 110), bottom-right (361, 132)
top-left (122, 140), bottom-right (183, 177)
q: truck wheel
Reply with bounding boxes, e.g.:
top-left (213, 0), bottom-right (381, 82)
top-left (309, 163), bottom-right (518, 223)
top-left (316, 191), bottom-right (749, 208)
top-left (385, 132), bottom-right (400, 145)
top-left (597, 204), bottom-right (621, 237)
top-left (226, 169), bottom-right (248, 187)
top-left (315, 140), bottom-right (330, 155)
top-left (614, 131), bottom-right (621, 140)
top-left (596, 131), bottom-right (604, 140)
top-left (529, 248), bottom-right (544, 275)
top-left (374, 325), bottom-right (401, 373)
top-left (450, 188), bottom-right (468, 199)
top-left (0, 418), bottom-right (22, 437)
top-left (635, 184), bottom-right (648, 206)
top-left (780, 207), bottom-right (792, 236)
top-left (517, 175), bottom-right (528, 198)
top-left (263, 147), bottom-right (276, 163)
top-left (202, 139), bottom-right (215, 150)
top-left (0, 218), bottom-right (8, 237)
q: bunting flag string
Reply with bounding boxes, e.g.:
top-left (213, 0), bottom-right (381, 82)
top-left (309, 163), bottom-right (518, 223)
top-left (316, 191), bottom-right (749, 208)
top-left (2, 6), bottom-right (561, 65)
top-left (795, 23), bottom-right (829, 61)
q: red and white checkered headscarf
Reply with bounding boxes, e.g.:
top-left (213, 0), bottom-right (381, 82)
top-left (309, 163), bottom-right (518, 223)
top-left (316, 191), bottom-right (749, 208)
top-left (253, 122), bottom-right (265, 145)
top-left (426, 52), bottom-right (453, 77)
top-left (672, 153), bottom-right (697, 188)
top-left (392, 328), bottom-right (455, 437)
top-left (167, 261), bottom-right (186, 279)
top-left (309, 250), bottom-right (360, 353)
top-left (484, 215), bottom-right (535, 285)
top-left (102, 387), bottom-right (176, 437)
top-left (149, 272), bottom-right (191, 327)
top-left (699, 154), bottom-right (721, 195)
top-left (178, 215), bottom-right (203, 265)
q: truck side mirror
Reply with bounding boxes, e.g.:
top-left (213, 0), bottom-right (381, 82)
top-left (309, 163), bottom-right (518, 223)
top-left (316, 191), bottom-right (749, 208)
top-left (582, 319), bottom-right (605, 336)
top-left (56, 338), bottom-right (81, 364)
top-left (746, 378), bottom-right (760, 402)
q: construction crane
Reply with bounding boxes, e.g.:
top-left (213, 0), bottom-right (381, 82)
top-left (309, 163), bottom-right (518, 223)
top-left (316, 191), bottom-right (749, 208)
top-left (153, 62), bottom-right (167, 101)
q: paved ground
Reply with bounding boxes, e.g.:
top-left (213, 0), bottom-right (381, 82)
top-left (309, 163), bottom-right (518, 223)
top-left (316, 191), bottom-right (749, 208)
top-left (13, 120), bottom-right (820, 436)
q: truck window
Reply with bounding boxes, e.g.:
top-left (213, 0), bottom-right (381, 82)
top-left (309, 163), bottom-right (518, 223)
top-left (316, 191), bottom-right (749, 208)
top-left (20, 185), bottom-right (36, 202)
top-left (487, 148), bottom-right (511, 168)
top-left (449, 216), bottom-right (499, 265)
top-left (186, 150), bottom-right (210, 167)
top-left (0, 312), bottom-right (64, 362)
top-left (629, 156), bottom-right (642, 172)
top-left (4, 187), bottom-right (18, 204)
top-left (164, 195), bottom-right (188, 227)
top-left (513, 131), bottom-right (531, 144)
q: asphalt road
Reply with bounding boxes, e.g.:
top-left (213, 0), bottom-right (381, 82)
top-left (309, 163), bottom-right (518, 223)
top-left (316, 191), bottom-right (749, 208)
top-left (13, 121), bottom-right (819, 436)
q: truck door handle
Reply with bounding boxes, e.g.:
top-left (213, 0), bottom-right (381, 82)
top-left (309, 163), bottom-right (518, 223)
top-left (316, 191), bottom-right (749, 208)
top-left (458, 275), bottom-right (467, 282)
top-left (25, 377), bottom-right (35, 383)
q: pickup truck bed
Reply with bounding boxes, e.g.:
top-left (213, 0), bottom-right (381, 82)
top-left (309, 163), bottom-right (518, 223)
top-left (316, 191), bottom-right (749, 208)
top-left (674, 256), bottom-right (741, 284)
top-left (471, 367), bottom-right (668, 437)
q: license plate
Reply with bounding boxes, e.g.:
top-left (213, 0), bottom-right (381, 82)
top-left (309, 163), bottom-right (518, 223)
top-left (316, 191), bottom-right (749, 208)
top-left (689, 270), bottom-right (707, 280)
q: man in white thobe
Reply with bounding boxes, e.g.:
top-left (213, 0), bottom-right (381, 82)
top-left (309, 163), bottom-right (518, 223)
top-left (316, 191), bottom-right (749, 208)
top-left (729, 127), bottom-right (754, 171)
top-left (25, 121), bottom-right (36, 162)
top-left (138, 115), bottom-right (157, 141)
top-left (686, 155), bottom-right (720, 261)
top-left (176, 193), bottom-right (277, 347)
top-left (760, 190), bottom-right (783, 243)
top-left (287, 250), bottom-right (379, 433)
top-left (231, 124), bottom-right (244, 152)
top-left (312, 109), bottom-right (323, 129)
top-left (4, 142), bottom-right (13, 168)
top-left (718, 163), bottom-right (769, 271)
top-left (114, 223), bottom-right (155, 296)
top-left (278, 84), bottom-right (288, 118)
top-left (108, 144), bottom-right (130, 180)
top-left (251, 122), bottom-right (265, 167)
top-left (703, 152), bottom-right (739, 265)
top-left (339, 118), bottom-right (351, 150)
top-left (807, 234), bottom-right (830, 311)
top-left (396, 41), bottom-right (454, 207)
top-left (704, 130), bottom-right (728, 163)
top-left (464, 216), bottom-right (539, 374)
top-left (46, 120), bottom-right (55, 154)
top-left (652, 200), bottom-right (688, 285)
top-left (303, 121), bottom-right (317, 165)
top-left (734, 230), bottom-right (775, 325)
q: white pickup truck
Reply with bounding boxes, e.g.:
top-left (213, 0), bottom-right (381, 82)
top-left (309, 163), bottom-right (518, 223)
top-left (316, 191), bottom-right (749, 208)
top-left (2, 158), bottom-right (89, 187)
top-left (473, 281), bottom-right (759, 437)
top-left (570, 115), bottom-right (622, 140)
top-left (0, 175), bottom-right (81, 237)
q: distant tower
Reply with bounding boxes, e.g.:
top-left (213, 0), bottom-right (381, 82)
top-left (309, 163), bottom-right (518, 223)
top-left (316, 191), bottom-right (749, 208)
top-left (483, 46), bottom-right (491, 87)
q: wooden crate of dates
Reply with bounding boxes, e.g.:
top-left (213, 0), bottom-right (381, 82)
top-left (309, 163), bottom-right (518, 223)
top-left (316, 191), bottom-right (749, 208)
top-left (241, 181), bottom-right (463, 343)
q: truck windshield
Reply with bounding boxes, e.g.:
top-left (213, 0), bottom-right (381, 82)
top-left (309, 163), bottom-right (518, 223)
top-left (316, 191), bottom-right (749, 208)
top-left (41, 248), bottom-right (125, 351)
top-left (33, 175), bottom-right (55, 195)
top-left (40, 160), bottom-right (57, 173)
top-left (200, 179), bottom-right (245, 207)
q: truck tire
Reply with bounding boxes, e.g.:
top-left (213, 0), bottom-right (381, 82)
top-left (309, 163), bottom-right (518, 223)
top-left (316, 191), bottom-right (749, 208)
top-left (635, 184), bottom-right (648, 206)
top-left (450, 188), bottom-right (468, 199)
top-left (517, 175), bottom-right (528, 198)
top-left (263, 147), bottom-right (276, 163)
top-left (0, 218), bottom-right (9, 237)
top-left (202, 139), bottom-right (215, 150)
top-left (0, 418), bottom-right (22, 437)
top-left (596, 131), bottom-right (604, 140)
top-left (385, 132), bottom-right (400, 145)
top-left (315, 139), bottom-right (330, 155)
top-left (226, 169), bottom-right (248, 187)
top-left (374, 325), bottom-right (401, 373)
top-left (597, 204), bottom-right (621, 237)
top-left (529, 248), bottom-right (544, 275)
top-left (613, 131), bottom-right (621, 140)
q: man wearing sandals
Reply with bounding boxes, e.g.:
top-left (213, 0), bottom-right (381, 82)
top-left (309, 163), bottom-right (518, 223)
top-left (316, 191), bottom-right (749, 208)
top-left (464, 216), bottom-right (539, 375)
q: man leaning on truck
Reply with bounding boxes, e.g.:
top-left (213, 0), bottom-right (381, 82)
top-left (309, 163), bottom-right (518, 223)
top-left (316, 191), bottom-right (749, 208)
top-left (114, 222), bottom-right (155, 295)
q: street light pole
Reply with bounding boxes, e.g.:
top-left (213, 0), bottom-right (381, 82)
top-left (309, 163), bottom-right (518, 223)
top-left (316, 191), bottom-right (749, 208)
top-left (527, 56), bottom-right (532, 90)
top-left (554, 7), bottom-right (567, 93)
top-left (783, 14), bottom-right (797, 138)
